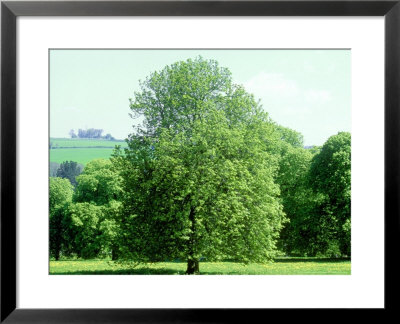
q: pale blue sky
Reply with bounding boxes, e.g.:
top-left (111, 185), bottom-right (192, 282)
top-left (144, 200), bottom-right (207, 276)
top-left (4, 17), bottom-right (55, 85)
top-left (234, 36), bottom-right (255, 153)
top-left (50, 49), bottom-right (350, 146)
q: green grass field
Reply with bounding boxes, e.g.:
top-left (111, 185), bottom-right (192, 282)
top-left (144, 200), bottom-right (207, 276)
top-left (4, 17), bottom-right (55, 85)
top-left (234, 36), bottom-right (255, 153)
top-left (50, 138), bottom-right (128, 148)
top-left (50, 148), bottom-right (119, 165)
top-left (49, 258), bottom-right (351, 275)
top-left (50, 138), bottom-right (128, 165)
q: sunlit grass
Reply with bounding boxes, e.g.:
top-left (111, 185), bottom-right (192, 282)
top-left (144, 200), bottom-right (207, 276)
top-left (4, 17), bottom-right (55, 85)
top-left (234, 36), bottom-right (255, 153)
top-left (49, 258), bottom-right (351, 275)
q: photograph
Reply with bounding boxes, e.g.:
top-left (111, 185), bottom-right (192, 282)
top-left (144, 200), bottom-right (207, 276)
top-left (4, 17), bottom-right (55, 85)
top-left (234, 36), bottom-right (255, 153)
top-left (49, 49), bottom-right (351, 275)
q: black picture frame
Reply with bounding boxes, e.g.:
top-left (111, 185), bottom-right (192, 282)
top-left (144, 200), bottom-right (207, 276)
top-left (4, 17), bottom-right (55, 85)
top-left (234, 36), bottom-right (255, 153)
top-left (1, 0), bottom-right (399, 322)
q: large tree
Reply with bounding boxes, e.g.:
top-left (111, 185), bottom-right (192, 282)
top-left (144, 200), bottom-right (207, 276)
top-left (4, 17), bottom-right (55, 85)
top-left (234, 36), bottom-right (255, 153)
top-left (49, 177), bottom-right (74, 260)
top-left (67, 159), bottom-right (123, 259)
top-left (114, 57), bottom-right (286, 273)
top-left (308, 132), bottom-right (351, 256)
top-left (276, 141), bottom-right (317, 255)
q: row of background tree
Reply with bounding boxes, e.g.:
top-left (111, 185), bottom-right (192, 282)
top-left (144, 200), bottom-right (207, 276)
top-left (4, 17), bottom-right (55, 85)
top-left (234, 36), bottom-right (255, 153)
top-left (50, 131), bottom-right (350, 262)
top-left (68, 128), bottom-right (116, 140)
top-left (49, 57), bottom-right (351, 274)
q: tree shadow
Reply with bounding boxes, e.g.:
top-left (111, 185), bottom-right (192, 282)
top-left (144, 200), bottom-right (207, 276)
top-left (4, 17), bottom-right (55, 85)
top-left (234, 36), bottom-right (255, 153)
top-left (274, 257), bottom-right (351, 263)
top-left (51, 268), bottom-right (185, 275)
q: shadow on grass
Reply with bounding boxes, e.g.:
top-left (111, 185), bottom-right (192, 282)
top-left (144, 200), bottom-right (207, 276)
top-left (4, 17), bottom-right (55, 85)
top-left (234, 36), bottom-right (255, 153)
top-left (51, 268), bottom-right (185, 275)
top-left (274, 257), bottom-right (351, 263)
top-left (52, 269), bottom-right (249, 275)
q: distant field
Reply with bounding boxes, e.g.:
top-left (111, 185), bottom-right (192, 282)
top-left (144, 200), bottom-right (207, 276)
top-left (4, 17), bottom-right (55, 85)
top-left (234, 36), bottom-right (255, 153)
top-left (49, 258), bottom-right (351, 275)
top-left (50, 138), bottom-right (127, 165)
top-left (50, 138), bottom-right (128, 148)
top-left (50, 148), bottom-right (119, 165)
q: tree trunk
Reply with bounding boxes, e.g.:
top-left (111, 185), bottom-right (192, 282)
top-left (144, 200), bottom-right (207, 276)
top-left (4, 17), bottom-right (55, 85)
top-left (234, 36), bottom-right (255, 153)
top-left (186, 259), bottom-right (199, 275)
top-left (111, 248), bottom-right (117, 261)
top-left (55, 248), bottom-right (60, 261)
top-left (186, 206), bottom-right (199, 274)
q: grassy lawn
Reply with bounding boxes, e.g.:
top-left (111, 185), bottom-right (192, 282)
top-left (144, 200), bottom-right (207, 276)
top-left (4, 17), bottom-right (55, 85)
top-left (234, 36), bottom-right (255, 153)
top-left (49, 258), bottom-right (351, 275)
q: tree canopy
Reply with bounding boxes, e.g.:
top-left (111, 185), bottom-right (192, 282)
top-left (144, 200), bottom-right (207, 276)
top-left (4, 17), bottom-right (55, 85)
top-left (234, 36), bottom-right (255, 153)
top-left (74, 159), bottom-right (122, 205)
top-left (49, 177), bottom-right (73, 210)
